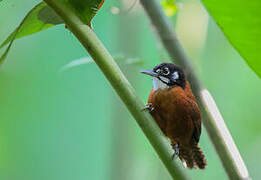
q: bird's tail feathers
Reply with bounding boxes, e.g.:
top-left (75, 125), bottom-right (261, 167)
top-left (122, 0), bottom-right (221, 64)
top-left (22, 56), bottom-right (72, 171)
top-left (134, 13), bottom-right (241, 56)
top-left (192, 143), bottom-right (207, 169)
top-left (178, 144), bottom-right (207, 169)
top-left (178, 145), bottom-right (195, 169)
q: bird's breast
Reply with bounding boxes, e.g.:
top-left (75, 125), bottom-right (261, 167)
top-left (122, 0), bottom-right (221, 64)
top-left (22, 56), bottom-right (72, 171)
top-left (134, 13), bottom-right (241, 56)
top-left (148, 86), bottom-right (194, 142)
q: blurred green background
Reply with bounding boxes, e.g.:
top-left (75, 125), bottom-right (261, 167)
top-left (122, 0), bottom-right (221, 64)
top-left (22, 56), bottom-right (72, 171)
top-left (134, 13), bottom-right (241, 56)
top-left (0, 0), bottom-right (260, 180)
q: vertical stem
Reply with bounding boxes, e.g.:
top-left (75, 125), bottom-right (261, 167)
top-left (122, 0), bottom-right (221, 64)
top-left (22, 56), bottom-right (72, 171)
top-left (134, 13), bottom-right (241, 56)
top-left (139, 0), bottom-right (250, 179)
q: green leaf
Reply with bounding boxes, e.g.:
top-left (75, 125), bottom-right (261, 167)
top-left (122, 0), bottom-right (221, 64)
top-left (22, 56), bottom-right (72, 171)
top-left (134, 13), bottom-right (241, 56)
top-left (202, 0), bottom-right (261, 77)
top-left (0, 2), bottom-right (63, 65)
top-left (66, 0), bottom-right (104, 26)
top-left (0, 0), bottom-right (104, 65)
top-left (160, 0), bottom-right (178, 17)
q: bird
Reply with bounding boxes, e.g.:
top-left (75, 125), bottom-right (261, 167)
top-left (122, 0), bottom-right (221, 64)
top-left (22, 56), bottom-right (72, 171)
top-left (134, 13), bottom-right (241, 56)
top-left (140, 62), bottom-right (206, 169)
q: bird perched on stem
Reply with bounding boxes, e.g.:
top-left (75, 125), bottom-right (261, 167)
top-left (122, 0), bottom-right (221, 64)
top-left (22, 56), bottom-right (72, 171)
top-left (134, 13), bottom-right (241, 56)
top-left (141, 62), bottom-right (206, 169)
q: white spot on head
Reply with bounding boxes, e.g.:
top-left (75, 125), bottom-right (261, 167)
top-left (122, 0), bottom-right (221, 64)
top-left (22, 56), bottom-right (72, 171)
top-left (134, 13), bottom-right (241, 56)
top-left (172, 71), bottom-right (179, 81)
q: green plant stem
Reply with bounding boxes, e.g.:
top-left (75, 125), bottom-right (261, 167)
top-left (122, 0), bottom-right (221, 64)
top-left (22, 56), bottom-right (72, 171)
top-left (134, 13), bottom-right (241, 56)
top-left (44, 1), bottom-right (189, 179)
top-left (139, 0), bottom-right (251, 180)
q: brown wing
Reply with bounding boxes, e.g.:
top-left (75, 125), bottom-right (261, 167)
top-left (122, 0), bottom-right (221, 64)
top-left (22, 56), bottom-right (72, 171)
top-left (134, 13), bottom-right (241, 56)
top-left (187, 98), bottom-right (201, 143)
top-left (184, 82), bottom-right (201, 143)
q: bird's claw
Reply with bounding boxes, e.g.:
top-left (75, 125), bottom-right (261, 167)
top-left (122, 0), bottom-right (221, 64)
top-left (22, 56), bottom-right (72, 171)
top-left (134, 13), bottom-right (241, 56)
top-left (142, 103), bottom-right (154, 112)
top-left (171, 144), bottom-right (179, 160)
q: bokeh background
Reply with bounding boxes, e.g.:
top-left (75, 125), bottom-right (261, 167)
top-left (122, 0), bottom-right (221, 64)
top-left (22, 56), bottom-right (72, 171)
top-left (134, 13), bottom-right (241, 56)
top-left (0, 0), bottom-right (260, 179)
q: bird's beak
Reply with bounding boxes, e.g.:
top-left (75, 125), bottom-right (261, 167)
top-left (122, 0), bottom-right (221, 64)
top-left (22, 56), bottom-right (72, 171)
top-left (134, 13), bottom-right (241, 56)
top-left (140, 70), bottom-right (159, 77)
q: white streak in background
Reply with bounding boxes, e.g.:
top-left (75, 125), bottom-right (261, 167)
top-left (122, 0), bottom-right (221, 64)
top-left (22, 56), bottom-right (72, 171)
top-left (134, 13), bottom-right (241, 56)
top-left (59, 57), bottom-right (94, 72)
top-left (59, 55), bottom-right (142, 72)
top-left (201, 89), bottom-right (249, 179)
top-left (59, 54), bottom-right (143, 72)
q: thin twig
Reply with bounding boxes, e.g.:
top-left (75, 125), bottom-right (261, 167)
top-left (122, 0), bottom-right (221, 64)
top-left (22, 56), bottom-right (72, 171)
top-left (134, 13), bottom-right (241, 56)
top-left (139, 0), bottom-right (251, 179)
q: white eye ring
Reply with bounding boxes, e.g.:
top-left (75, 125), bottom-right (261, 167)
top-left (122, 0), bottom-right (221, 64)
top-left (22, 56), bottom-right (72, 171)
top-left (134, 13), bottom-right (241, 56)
top-left (163, 67), bottom-right (170, 75)
top-left (156, 69), bottom-right (161, 73)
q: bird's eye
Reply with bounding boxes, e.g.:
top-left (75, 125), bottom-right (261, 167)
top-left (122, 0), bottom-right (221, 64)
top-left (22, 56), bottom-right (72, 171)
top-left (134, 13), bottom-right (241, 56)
top-left (162, 67), bottom-right (170, 75)
top-left (156, 69), bottom-right (161, 73)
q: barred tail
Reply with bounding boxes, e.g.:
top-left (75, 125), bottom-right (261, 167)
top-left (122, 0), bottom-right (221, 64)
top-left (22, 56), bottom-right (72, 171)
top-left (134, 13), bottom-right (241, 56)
top-left (178, 145), bottom-right (195, 169)
top-left (192, 144), bottom-right (207, 169)
top-left (178, 144), bottom-right (207, 169)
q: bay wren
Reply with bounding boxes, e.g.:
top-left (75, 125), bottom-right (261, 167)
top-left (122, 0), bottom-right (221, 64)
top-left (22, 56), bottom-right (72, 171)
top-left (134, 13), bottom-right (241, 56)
top-left (141, 63), bottom-right (206, 169)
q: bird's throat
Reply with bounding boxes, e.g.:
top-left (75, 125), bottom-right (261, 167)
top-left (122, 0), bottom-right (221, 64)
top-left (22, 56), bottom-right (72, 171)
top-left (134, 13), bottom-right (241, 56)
top-left (152, 77), bottom-right (169, 90)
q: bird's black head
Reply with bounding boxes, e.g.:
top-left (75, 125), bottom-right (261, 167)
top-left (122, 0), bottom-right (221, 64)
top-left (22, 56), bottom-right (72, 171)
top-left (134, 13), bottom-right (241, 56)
top-left (140, 63), bottom-right (186, 89)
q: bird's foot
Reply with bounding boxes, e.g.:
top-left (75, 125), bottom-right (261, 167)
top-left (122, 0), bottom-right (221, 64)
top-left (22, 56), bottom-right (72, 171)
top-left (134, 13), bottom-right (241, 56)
top-left (171, 144), bottom-right (179, 160)
top-left (142, 103), bottom-right (154, 112)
